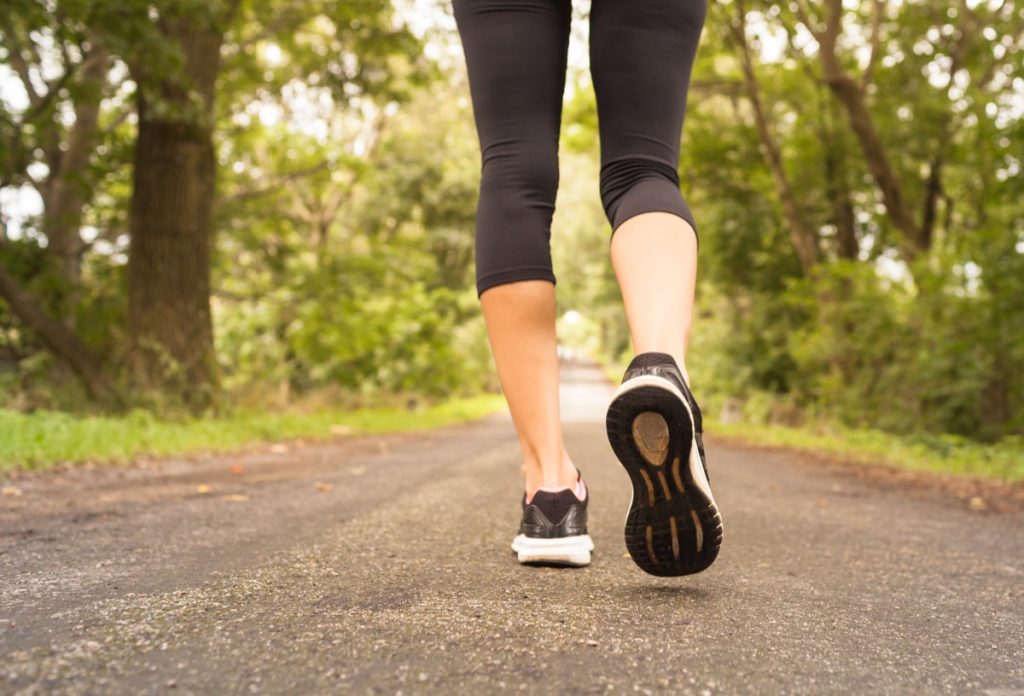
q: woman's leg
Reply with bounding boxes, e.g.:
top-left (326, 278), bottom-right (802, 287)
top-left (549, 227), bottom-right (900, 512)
top-left (453, 0), bottom-right (577, 495)
top-left (481, 282), bottom-right (576, 494)
top-left (590, 0), bottom-right (707, 378)
top-left (592, 0), bottom-right (720, 576)
top-left (610, 214), bottom-right (697, 386)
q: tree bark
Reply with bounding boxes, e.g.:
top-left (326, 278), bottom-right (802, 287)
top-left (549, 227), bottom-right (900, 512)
top-left (831, 178), bottom-right (858, 260)
top-left (731, 1), bottom-right (820, 272)
top-left (806, 0), bottom-right (925, 260)
top-left (0, 263), bottom-right (120, 403)
top-left (43, 43), bottom-right (110, 283)
top-left (818, 68), bottom-right (923, 257)
top-left (126, 6), bottom-right (237, 409)
top-left (822, 100), bottom-right (859, 260)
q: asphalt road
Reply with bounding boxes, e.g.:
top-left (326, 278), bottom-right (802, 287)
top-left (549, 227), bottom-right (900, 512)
top-left (2, 362), bottom-right (1022, 695)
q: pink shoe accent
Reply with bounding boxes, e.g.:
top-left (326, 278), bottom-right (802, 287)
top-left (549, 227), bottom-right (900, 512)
top-left (525, 474), bottom-right (587, 503)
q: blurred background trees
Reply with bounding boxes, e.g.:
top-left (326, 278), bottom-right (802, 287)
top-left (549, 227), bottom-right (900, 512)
top-left (0, 0), bottom-right (1021, 443)
top-left (557, 0), bottom-right (1023, 441)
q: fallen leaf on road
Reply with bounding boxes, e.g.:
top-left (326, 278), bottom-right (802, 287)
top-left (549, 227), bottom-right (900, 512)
top-left (968, 496), bottom-right (987, 510)
top-left (815, 499), bottom-right (829, 508)
top-left (350, 466), bottom-right (366, 476)
top-left (221, 494), bottom-right (249, 502)
top-left (269, 444), bottom-right (288, 454)
top-left (2, 486), bottom-right (23, 497)
top-left (330, 424), bottom-right (353, 436)
top-left (314, 482), bottom-right (334, 492)
top-left (228, 464), bottom-right (245, 475)
top-left (196, 484), bottom-right (211, 494)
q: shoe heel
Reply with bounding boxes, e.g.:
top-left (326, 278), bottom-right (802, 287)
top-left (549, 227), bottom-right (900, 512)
top-left (607, 380), bottom-right (722, 576)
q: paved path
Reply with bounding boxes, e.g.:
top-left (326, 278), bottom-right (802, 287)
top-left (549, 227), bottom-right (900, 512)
top-left (1, 363), bottom-right (1022, 695)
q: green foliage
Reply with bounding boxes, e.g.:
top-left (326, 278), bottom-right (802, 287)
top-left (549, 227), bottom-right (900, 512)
top-left (2, 0), bottom-right (491, 414)
top-left (552, 0), bottom-right (1023, 450)
top-left (696, 1), bottom-right (1021, 438)
top-left (0, 240), bottom-right (124, 410)
top-left (2, 0), bottom-right (1021, 472)
top-left (216, 253), bottom-right (489, 399)
top-left (211, 77), bottom-right (492, 402)
top-left (689, 258), bottom-right (1024, 441)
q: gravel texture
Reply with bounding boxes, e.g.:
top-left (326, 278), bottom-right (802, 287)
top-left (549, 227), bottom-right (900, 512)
top-left (1, 363), bottom-right (1022, 695)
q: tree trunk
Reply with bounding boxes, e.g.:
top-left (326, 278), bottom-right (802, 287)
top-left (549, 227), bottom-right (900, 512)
top-left (807, 0), bottom-right (926, 261)
top-left (822, 114), bottom-right (859, 260)
top-left (43, 43), bottom-right (110, 284)
top-left (126, 9), bottom-right (235, 409)
top-left (919, 155), bottom-right (943, 251)
top-left (731, 2), bottom-right (820, 272)
top-left (818, 70), bottom-right (924, 258)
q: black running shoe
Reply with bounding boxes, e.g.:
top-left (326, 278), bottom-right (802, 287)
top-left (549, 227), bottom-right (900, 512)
top-left (511, 475), bottom-right (594, 567)
top-left (606, 352), bottom-right (722, 576)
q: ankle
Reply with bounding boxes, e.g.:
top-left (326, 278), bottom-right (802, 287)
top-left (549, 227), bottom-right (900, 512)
top-left (522, 451), bottom-right (578, 497)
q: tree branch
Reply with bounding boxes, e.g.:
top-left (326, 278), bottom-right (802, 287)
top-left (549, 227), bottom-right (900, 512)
top-left (919, 0), bottom-right (980, 248)
top-left (100, 104), bottom-right (133, 136)
top-left (731, 0), bottom-right (820, 271)
top-left (791, 0), bottom-right (823, 42)
top-left (777, 10), bottom-right (823, 84)
top-left (920, 155), bottom-right (943, 250)
top-left (229, 8), bottom-right (309, 53)
top-left (221, 161), bottom-right (332, 204)
top-left (42, 41), bottom-right (110, 281)
top-left (819, 0), bottom-right (844, 60)
top-left (18, 65), bottom-right (78, 125)
top-left (0, 259), bottom-right (121, 404)
top-left (0, 19), bottom-right (43, 107)
top-left (801, 0), bottom-right (924, 259)
top-left (860, 0), bottom-right (885, 89)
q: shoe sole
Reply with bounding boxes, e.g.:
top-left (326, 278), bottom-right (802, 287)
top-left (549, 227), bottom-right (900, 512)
top-left (511, 534), bottom-right (594, 567)
top-left (606, 375), bottom-right (722, 576)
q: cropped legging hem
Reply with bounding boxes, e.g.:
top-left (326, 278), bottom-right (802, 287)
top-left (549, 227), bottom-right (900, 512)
top-left (477, 267), bottom-right (557, 298)
top-left (455, 0), bottom-right (707, 297)
top-left (607, 176), bottom-right (699, 244)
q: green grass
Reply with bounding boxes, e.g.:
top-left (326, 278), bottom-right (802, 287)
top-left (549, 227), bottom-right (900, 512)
top-left (708, 418), bottom-right (1024, 482)
top-left (0, 394), bottom-right (508, 472)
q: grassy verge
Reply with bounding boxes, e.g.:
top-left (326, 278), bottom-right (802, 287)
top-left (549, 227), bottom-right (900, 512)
top-left (0, 394), bottom-right (507, 473)
top-left (708, 418), bottom-right (1024, 482)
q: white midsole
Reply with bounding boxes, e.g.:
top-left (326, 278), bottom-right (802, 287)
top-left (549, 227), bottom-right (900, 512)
top-left (610, 374), bottom-right (716, 506)
top-left (511, 534), bottom-right (595, 552)
top-left (511, 534), bottom-right (594, 565)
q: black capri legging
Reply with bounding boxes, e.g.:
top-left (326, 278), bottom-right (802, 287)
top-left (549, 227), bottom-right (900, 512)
top-left (454, 0), bottom-right (707, 296)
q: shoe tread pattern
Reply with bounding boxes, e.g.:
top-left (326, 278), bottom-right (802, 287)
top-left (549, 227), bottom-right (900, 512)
top-left (607, 383), bottom-right (722, 576)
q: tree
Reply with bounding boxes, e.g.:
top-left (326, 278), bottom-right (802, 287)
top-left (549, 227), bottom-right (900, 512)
top-left (726, 0), bottom-right (821, 272)
top-left (0, 1), bottom-right (127, 403)
top-left (1, 0), bottom-right (427, 409)
top-left (125, 1), bottom-right (240, 407)
top-left (551, 0), bottom-right (1023, 438)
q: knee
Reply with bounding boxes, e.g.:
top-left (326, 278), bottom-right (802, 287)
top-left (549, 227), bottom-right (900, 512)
top-left (599, 156), bottom-right (695, 233)
top-left (480, 141), bottom-right (559, 211)
top-left (474, 141), bottom-right (560, 297)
